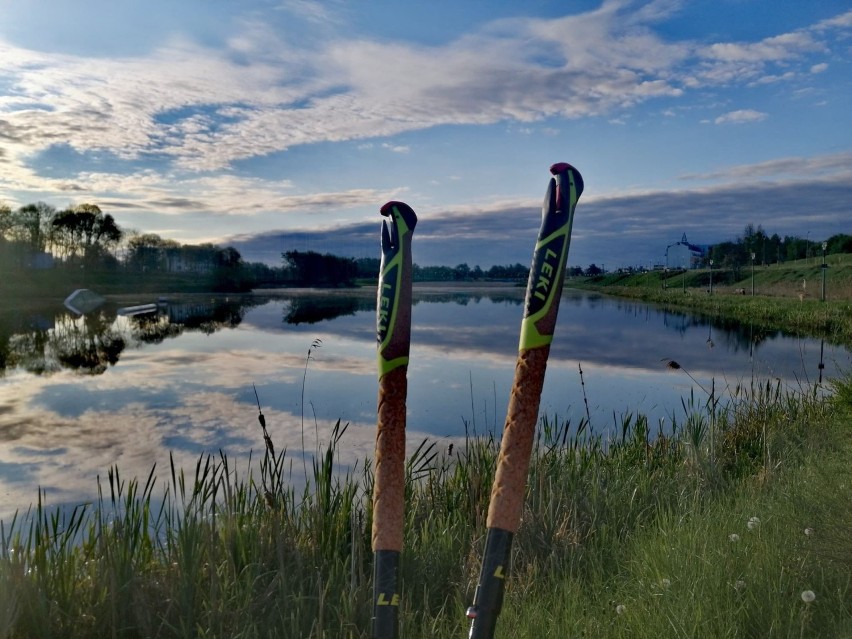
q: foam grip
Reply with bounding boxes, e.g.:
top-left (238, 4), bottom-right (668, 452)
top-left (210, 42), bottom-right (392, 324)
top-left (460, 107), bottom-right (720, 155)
top-left (486, 346), bottom-right (550, 532)
top-left (372, 365), bottom-right (409, 551)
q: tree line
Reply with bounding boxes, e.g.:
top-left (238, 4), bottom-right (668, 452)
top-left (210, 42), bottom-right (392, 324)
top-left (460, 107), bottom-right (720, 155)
top-left (277, 253), bottom-right (532, 285)
top-left (1, 201), bottom-right (251, 290)
top-left (705, 224), bottom-right (851, 273)
top-left (4, 201), bottom-right (849, 290)
top-left (1, 202), bottom-right (123, 267)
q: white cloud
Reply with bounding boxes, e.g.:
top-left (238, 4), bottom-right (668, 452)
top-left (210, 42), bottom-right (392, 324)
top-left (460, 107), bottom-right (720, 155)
top-left (751, 71), bottom-right (796, 85)
top-left (381, 143), bottom-right (410, 154)
top-left (0, 4), bottom-right (849, 221)
top-left (810, 62), bottom-right (828, 73)
top-left (714, 109), bottom-right (767, 125)
top-left (679, 151), bottom-right (852, 182)
top-left (813, 10), bottom-right (852, 30)
top-left (701, 32), bottom-right (821, 63)
top-left (0, 3), bottom-right (689, 180)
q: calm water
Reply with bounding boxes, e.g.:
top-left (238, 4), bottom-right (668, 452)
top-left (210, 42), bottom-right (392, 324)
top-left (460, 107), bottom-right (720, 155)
top-left (1, 287), bottom-right (848, 522)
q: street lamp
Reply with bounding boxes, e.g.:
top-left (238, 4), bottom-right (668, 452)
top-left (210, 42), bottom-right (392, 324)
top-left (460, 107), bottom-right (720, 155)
top-left (709, 259), bottom-right (714, 295)
top-left (750, 252), bottom-right (755, 296)
top-left (821, 241), bottom-right (828, 302)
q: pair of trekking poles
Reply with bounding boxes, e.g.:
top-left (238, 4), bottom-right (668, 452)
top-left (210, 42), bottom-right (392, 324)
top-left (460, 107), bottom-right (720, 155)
top-left (372, 162), bottom-right (584, 639)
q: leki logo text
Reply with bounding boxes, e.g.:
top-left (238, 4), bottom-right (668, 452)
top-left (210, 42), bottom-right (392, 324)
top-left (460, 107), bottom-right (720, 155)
top-left (533, 247), bottom-right (559, 301)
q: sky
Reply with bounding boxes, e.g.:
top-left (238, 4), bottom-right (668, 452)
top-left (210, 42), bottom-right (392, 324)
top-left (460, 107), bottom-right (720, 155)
top-left (1, 0), bottom-right (850, 269)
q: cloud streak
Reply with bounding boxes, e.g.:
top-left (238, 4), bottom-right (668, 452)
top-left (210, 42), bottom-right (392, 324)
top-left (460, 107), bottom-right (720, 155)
top-left (714, 109), bottom-right (767, 125)
top-left (230, 161), bottom-right (852, 268)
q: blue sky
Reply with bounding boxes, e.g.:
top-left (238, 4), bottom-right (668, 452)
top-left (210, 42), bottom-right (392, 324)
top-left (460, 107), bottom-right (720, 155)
top-left (0, 0), bottom-right (850, 268)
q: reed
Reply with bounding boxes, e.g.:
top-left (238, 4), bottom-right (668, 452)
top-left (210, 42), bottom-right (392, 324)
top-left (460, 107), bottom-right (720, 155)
top-left (0, 368), bottom-right (850, 637)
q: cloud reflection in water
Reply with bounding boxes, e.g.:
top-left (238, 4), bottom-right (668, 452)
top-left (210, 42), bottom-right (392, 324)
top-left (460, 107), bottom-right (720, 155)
top-left (0, 288), bottom-right (848, 522)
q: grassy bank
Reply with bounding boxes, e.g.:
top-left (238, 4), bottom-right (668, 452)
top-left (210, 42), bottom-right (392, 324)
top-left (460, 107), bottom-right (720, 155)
top-left (569, 254), bottom-right (852, 346)
top-left (1, 367), bottom-right (850, 637)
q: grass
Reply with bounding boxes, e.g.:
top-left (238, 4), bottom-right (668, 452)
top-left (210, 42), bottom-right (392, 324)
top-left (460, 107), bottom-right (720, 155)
top-left (570, 254), bottom-right (852, 347)
top-left (1, 357), bottom-right (850, 637)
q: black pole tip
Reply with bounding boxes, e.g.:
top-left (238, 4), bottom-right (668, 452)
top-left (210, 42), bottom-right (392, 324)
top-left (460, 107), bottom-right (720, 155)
top-left (380, 201), bottom-right (404, 216)
top-left (549, 162), bottom-right (574, 175)
top-left (379, 201), bottom-right (418, 232)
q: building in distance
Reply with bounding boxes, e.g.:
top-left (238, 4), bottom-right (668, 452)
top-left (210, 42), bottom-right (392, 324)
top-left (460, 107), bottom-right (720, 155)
top-left (666, 234), bottom-right (706, 269)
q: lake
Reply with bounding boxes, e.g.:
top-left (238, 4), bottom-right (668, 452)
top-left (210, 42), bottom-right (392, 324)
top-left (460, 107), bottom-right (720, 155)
top-left (1, 286), bottom-right (848, 523)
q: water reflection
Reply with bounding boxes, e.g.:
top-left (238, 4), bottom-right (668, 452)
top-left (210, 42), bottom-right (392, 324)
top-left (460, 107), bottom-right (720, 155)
top-left (0, 287), bottom-right (848, 523)
top-left (1, 289), bottom-right (845, 388)
top-left (284, 296), bottom-right (371, 325)
top-left (1, 308), bottom-right (126, 376)
top-left (0, 297), bottom-right (264, 376)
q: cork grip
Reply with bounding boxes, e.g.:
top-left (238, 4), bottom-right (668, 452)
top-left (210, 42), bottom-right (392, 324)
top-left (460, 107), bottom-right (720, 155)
top-left (486, 346), bottom-right (550, 532)
top-left (372, 365), bottom-right (409, 552)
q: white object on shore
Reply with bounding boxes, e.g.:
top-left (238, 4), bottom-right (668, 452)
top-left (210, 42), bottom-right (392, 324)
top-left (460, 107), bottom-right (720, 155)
top-left (63, 289), bottom-right (106, 315)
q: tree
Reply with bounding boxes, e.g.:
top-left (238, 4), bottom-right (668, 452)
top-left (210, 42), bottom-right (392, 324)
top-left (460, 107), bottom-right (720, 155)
top-left (14, 203), bottom-right (56, 253)
top-left (283, 250), bottom-right (358, 287)
top-left (783, 235), bottom-right (806, 262)
top-left (51, 204), bottom-right (123, 263)
top-left (568, 266), bottom-right (584, 277)
top-left (125, 233), bottom-right (180, 272)
top-left (486, 263), bottom-right (528, 280)
top-left (826, 233), bottom-right (852, 255)
top-left (0, 202), bottom-right (16, 269)
top-left (355, 257), bottom-right (381, 279)
top-left (215, 246), bottom-right (243, 268)
top-left (0, 202), bottom-right (14, 240)
top-left (769, 233), bottom-right (783, 264)
top-left (453, 263), bottom-right (471, 281)
top-left (212, 246), bottom-right (250, 291)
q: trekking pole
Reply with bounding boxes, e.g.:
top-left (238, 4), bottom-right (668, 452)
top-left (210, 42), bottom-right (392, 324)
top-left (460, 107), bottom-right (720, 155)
top-left (372, 200), bottom-right (417, 639)
top-left (466, 163), bottom-right (583, 638)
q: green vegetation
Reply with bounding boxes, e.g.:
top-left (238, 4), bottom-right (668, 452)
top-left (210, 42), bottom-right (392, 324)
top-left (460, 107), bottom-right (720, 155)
top-left (284, 250), bottom-right (360, 287)
top-left (2, 363), bottom-right (850, 637)
top-left (1, 199), bottom-right (528, 298)
top-left (1, 202), bottom-right (255, 297)
top-left (353, 259), bottom-right (530, 284)
top-left (570, 254), bottom-right (852, 346)
top-left (702, 225), bottom-right (851, 271)
top-left (3, 204), bottom-right (850, 635)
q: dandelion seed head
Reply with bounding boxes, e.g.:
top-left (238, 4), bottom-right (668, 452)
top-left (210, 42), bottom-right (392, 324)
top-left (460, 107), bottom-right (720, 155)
top-left (616, 604), bottom-right (627, 615)
top-left (665, 360), bottom-right (681, 370)
top-left (804, 527), bottom-right (814, 536)
top-left (660, 578), bottom-right (671, 589)
top-left (747, 516), bottom-right (760, 530)
top-left (729, 533), bottom-right (740, 542)
top-left (801, 590), bottom-right (816, 603)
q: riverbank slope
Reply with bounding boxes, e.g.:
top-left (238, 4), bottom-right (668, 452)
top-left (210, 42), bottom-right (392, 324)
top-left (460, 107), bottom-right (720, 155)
top-left (568, 254), bottom-right (852, 346)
